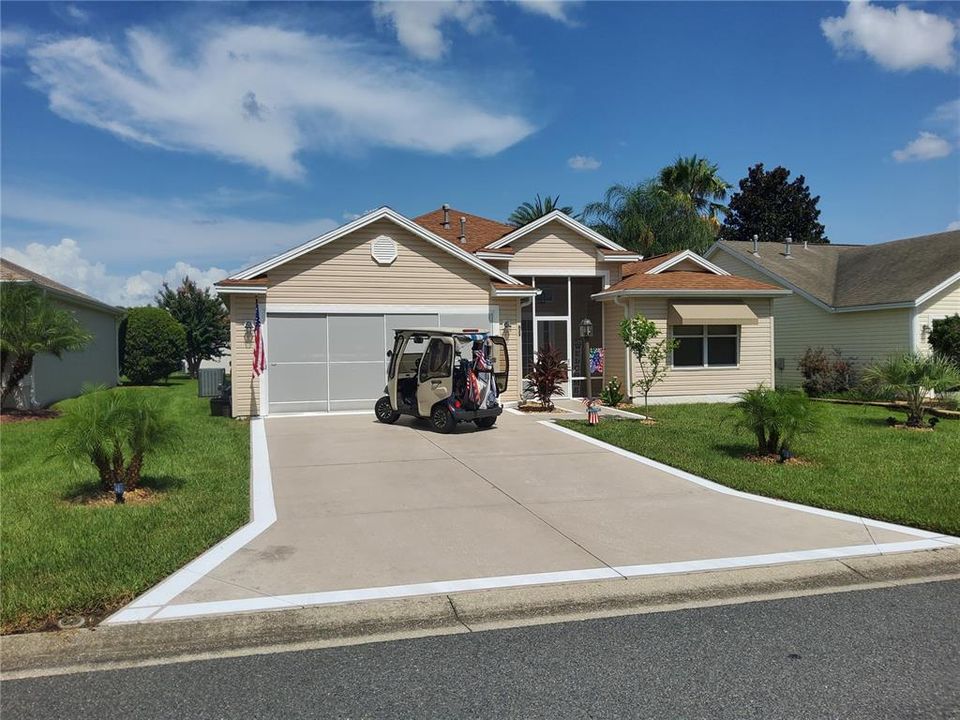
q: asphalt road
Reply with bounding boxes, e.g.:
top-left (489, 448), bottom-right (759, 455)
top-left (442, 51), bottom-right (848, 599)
top-left (4, 581), bottom-right (958, 719)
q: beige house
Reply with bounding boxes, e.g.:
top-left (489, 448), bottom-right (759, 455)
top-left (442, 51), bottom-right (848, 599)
top-left (705, 231), bottom-right (960, 388)
top-left (215, 206), bottom-right (786, 417)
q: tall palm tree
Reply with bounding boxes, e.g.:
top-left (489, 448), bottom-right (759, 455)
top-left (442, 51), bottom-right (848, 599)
top-left (0, 283), bottom-right (93, 405)
top-left (657, 155), bottom-right (731, 220)
top-left (581, 181), bottom-right (716, 255)
top-left (508, 194), bottom-right (574, 228)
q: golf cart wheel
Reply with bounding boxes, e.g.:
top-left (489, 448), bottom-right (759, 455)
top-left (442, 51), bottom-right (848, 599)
top-left (374, 396), bottom-right (400, 424)
top-left (430, 404), bottom-right (456, 434)
top-left (474, 416), bottom-right (497, 429)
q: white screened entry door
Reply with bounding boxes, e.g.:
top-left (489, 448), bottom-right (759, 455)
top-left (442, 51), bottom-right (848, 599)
top-left (267, 313), bottom-right (439, 414)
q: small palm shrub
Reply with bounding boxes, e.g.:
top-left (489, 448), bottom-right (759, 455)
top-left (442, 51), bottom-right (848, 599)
top-left (120, 307), bottom-right (187, 384)
top-left (732, 384), bottom-right (817, 455)
top-left (53, 386), bottom-right (181, 491)
top-left (526, 345), bottom-right (568, 410)
top-left (798, 347), bottom-right (857, 397)
top-left (861, 352), bottom-right (960, 427)
top-left (600, 376), bottom-right (624, 406)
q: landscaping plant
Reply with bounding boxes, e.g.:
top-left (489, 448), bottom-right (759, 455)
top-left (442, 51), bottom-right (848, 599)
top-left (156, 277), bottom-right (230, 378)
top-left (120, 306), bottom-right (187, 384)
top-left (861, 352), bottom-right (960, 428)
top-left (619, 314), bottom-right (677, 413)
top-left (731, 384), bottom-right (817, 456)
top-left (600, 376), bottom-right (624, 406)
top-left (0, 283), bottom-right (92, 405)
top-left (928, 314), bottom-right (960, 366)
top-left (797, 347), bottom-right (857, 397)
top-left (526, 344), bottom-right (568, 410)
top-left (53, 386), bottom-right (181, 491)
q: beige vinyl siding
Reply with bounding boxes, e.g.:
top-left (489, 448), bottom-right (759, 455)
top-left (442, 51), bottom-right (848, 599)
top-left (602, 300), bottom-right (627, 390)
top-left (661, 258), bottom-right (711, 273)
top-left (915, 281), bottom-right (960, 352)
top-left (494, 297), bottom-right (521, 402)
top-left (268, 220), bottom-right (491, 305)
top-left (230, 294), bottom-right (262, 417)
top-left (709, 250), bottom-right (913, 387)
top-left (507, 220), bottom-right (602, 274)
top-left (624, 297), bottom-right (774, 399)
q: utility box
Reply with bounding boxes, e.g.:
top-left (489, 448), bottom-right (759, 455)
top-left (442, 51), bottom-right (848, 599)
top-left (198, 368), bottom-right (226, 398)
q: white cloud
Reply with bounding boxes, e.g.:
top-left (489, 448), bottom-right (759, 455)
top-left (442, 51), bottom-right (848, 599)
top-left (567, 154), bottom-right (601, 171)
top-left (513, 1), bottom-right (577, 25)
top-left (821, 1), bottom-right (958, 72)
top-left (1, 185), bottom-right (340, 267)
top-left (2, 238), bottom-right (228, 306)
top-left (372, 1), bottom-right (493, 61)
top-left (892, 131), bottom-right (953, 162)
top-left (947, 220), bottom-right (960, 232)
top-left (26, 24), bottom-right (535, 179)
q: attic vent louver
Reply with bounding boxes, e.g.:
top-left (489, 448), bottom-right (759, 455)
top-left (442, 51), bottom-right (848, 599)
top-left (371, 235), bottom-right (398, 265)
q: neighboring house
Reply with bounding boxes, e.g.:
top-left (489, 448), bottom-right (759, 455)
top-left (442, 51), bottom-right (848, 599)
top-left (705, 231), bottom-right (960, 388)
top-left (0, 258), bottom-right (123, 408)
top-left (214, 206), bottom-right (786, 417)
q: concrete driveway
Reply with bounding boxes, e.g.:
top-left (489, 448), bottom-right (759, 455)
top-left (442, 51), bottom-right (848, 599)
top-left (113, 409), bottom-right (938, 622)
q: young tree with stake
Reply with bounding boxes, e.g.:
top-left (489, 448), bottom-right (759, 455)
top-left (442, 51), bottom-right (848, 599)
top-left (619, 314), bottom-right (677, 413)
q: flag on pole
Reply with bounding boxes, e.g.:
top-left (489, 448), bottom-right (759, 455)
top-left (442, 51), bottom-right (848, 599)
top-left (252, 299), bottom-right (266, 377)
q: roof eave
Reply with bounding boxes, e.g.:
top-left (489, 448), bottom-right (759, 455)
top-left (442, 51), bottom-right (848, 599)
top-left (484, 211), bottom-right (628, 252)
top-left (592, 288), bottom-right (792, 300)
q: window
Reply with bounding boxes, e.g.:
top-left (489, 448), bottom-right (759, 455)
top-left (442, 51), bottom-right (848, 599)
top-left (671, 325), bottom-right (738, 368)
top-left (419, 338), bottom-right (452, 380)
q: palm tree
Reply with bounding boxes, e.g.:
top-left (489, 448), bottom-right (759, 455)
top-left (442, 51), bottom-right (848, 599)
top-left (581, 181), bottom-right (716, 255)
top-left (657, 155), bottom-right (731, 220)
top-left (0, 283), bottom-right (93, 405)
top-left (861, 352), bottom-right (960, 427)
top-left (508, 194), bottom-right (574, 228)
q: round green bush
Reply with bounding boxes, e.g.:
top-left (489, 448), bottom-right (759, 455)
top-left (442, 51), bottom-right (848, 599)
top-left (120, 307), bottom-right (187, 384)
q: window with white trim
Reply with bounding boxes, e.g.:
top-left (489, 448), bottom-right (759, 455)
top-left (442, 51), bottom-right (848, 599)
top-left (671, 325), bottom-right (739, 368)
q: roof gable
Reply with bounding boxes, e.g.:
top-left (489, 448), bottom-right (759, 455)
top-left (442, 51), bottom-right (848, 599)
top-left (0, 258), bottom-right (122, 314)
top-left (484, 210), bottom-right (629, 252)
top-left (231, 207), bottom-right (521, 285)
top-left (621, 250), bottom-right (730, 278)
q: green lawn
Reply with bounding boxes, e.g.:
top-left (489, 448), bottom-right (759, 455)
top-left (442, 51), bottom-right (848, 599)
top-left (0, 378), bottom-right (249, 633)
top-left (558, 402), bottom-right (960, 536)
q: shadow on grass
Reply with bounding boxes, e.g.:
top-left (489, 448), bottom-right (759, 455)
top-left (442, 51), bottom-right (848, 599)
top-left (712, 442), bottom-right (757, 460)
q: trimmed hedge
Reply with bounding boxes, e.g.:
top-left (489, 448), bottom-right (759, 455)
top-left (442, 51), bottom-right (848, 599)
top-left (120, 307), bottom-right (187, 384)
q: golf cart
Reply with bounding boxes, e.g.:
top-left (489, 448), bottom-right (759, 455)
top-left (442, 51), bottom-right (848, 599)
top-left (374, 328), bottom-right (509, 433)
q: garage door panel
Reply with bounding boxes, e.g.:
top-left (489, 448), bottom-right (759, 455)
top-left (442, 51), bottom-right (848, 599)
top-left (384, 314), bottom-right (438, 350)
top-left (270, 363), bottom-right (328, 404)
top-left (439, 312), bottom-right (490, 332)
top-left (270, 314), bottom-right (327, 362)
top-left (328, 315), bottom-right (384, 361)
top-left (328, 362), bottom-right (386, 401)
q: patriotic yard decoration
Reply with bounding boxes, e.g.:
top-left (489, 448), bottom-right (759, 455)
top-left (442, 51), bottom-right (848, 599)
top-left (581, 397), bottom-right (601, 425)
top-left (252, 299), bottom-right (266, 377)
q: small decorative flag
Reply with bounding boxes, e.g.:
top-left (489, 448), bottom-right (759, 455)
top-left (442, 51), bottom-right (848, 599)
top-left (588, 347), bottom-right (604, 376)
top-left (582, 397), bottom-right (601, 425)
top-left (252, 299), bottom-right (266, 377)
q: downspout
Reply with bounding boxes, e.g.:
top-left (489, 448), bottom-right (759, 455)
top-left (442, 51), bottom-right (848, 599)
top-left (613, 295), bottom-right (632, 401)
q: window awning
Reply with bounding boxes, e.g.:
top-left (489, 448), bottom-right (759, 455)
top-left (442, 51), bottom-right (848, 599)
top-left (668, 303), bottom-right (758, 325)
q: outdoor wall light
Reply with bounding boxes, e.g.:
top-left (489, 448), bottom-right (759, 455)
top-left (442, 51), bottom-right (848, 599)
top-left (244, 320), bottom-right (253, 332)
top-left (114, 482), bottom-right (125, 504)
top-left (579, 317), bottom-right (593, 339)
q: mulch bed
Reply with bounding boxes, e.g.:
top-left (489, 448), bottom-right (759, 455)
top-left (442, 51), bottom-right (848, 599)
top-left (744, 453), bottom-right (814, 466)
top-left (63, 487), bottom-right (160, 507)
top-left (0, 408), bottom-right (60, 425)
top-left (517, 404), bottom-right (569, 413)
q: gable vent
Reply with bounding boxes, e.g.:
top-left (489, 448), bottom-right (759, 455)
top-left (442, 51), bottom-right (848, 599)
top-left (371, 235), bottom-right (398, 265)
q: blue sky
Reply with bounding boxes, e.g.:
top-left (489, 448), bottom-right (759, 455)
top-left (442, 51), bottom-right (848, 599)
top-left (2, 1), bottom-right (958, 305)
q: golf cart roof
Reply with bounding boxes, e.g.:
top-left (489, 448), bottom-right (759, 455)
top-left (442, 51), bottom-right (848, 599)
top-left (395, 327), bottom-right (491, 338)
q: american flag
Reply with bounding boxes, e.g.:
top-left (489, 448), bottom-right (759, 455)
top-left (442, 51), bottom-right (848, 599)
top-left (252, 299), bottom-right (266, 377)
top-left (474, 348), bottom-right (492, 372)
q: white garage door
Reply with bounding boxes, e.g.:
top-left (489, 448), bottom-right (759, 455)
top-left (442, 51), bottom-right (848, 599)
top-left (268, 313), bottom-right (460, 414)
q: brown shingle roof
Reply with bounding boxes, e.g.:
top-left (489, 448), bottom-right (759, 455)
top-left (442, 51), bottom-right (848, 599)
top-left (0, 257), bottom-right (122, 314)
top-left (717, 231), bottom-right (960, 308)
top-left (621, 252), bottom-right (684, 277)
top-left (413, 207), bottom-right (513, 253)
top-left (605, 270), bottom-right (782, 293)
top-left (215, 277), bottom-right (268, 287)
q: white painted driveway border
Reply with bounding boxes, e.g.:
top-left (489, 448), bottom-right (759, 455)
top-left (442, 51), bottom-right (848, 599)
top-left (104, 414), bottom-right (959, 625)
top-left (104, 418), bottom-right (277, 625)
